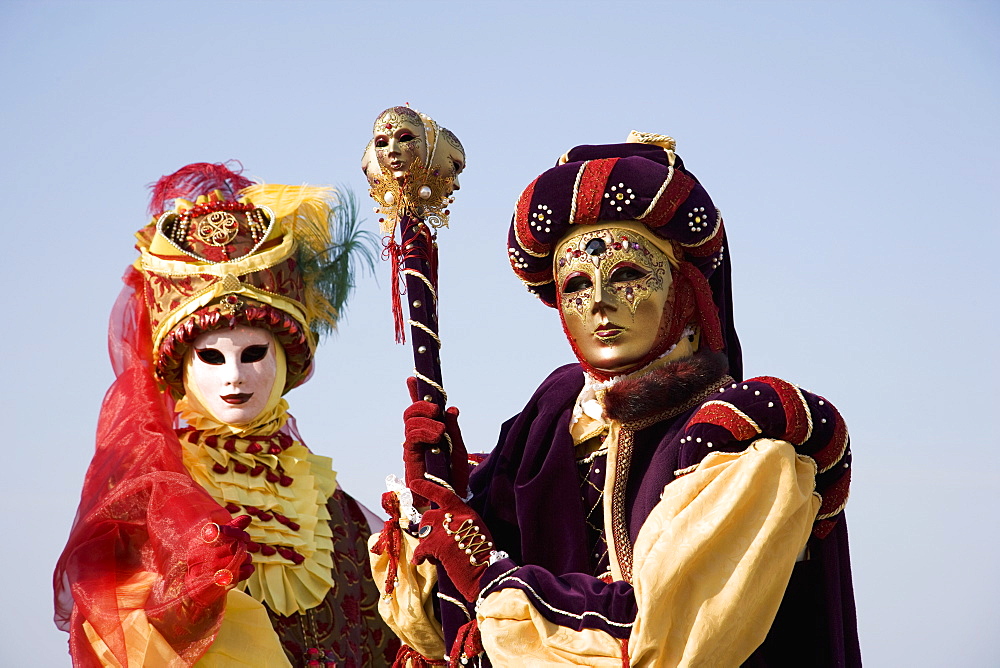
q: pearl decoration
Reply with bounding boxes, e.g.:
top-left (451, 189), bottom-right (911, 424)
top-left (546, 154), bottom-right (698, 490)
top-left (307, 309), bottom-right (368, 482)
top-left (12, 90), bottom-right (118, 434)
top-left (418, 185), bottom-right (432, 200)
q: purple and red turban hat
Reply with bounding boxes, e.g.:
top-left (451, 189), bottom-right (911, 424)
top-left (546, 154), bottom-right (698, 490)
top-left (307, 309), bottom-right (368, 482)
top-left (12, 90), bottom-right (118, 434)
top-left (507, 135), bottom-right (743, 380)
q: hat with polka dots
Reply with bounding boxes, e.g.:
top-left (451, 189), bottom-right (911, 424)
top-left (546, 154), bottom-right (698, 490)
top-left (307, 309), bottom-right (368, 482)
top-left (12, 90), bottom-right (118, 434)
top-left (507, 132), bottom-right (742, 379)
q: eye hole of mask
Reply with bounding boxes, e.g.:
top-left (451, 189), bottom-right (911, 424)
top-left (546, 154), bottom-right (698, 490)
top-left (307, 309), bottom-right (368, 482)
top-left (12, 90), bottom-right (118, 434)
top-left (195, 348), bottom-right (225, 365)
top-left (563, 273), bottom-right (593, 294)
top-left (241, 345), bottom-right (269, 363)
top-left (609, 264), bottom-right (648, 283)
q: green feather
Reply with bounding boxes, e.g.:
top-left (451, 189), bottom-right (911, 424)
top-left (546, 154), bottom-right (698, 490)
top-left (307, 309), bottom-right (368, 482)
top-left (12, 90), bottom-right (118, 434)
top-left (298, 188), bottom-right (379, 338)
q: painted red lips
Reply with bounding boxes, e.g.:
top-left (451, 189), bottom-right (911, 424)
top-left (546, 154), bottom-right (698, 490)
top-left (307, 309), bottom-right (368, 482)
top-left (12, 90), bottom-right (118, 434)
top-left (221, 393), bottom-right (253, 405)
top-left (594, 323), bottom-right (624, 340)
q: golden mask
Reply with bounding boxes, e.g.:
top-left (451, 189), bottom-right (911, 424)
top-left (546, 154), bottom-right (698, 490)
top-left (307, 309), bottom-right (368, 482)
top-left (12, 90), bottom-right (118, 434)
top-left (555, 225), bottom-right (674, 373)
top-left (372, 107), bottom-right (428, 182)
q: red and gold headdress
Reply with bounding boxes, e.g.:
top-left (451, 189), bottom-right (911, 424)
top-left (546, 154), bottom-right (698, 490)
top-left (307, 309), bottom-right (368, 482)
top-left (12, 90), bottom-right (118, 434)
top-left (136, 162), bottom-right (373, 396)
top-left (54, 164), bottom-right (375, 665)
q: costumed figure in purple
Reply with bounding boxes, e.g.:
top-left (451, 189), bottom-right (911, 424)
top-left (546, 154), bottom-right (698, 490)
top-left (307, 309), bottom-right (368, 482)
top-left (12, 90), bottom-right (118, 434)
top-left (370, 134), bottom-right (860, 667)
top-left (54, 163), bottom-right (397, 667)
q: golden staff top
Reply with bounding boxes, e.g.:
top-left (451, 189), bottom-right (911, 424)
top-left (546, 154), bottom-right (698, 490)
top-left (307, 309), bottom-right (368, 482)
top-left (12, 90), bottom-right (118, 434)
top-left (362, 105), bottom-right (464, 413)
top-left (363, 106), bottom-right (465, 235)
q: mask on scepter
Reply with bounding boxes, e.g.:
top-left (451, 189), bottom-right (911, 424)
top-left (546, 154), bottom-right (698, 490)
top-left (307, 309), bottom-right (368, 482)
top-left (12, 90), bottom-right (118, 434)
top-left (363, 106), bottom-right (465, 236)
top-left (362, 106), bottom-right (467, 500)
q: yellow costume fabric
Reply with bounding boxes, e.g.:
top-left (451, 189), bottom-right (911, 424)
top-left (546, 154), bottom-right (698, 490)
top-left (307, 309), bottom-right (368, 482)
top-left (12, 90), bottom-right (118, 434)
top-left (194, 591), bottom-right (291, 667)
top-left (477, 589), bottom-right (623, 666)
top-left (475, 439), bottom-right (819, 667)
top-left (368, 529), bottom-right (447, 661)
top-left (83, 576), bottom-right (289, 667)
top-left (177, 399), bottom-right (339, 617)
top-left (627, 439), bottom-right (819, 667)
top-left (82, 572), bottom-right (183, 668)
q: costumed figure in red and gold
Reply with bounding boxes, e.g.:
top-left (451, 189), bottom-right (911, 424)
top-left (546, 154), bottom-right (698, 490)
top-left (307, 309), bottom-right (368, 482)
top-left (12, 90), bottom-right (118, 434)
top-left (54, 163), bottom-right (397, 667)
top-left (371, 134), bottom-right (861, 666)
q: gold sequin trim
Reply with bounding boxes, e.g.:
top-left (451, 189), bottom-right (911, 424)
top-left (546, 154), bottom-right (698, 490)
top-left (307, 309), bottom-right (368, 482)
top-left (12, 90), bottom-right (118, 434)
top-left (611, 372), bottom-right (732, 583)
top-left (610, 427), bottom-right (636, 583)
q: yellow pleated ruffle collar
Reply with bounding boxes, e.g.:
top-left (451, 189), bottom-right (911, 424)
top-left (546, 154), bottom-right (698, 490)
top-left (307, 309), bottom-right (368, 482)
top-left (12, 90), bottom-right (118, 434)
top-left (177, 401), bottom-right (338, 617)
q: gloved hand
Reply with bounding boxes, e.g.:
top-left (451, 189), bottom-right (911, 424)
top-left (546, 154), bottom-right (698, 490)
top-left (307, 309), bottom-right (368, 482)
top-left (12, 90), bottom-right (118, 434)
top-left (410, 480), bottom-right (492, 602)
top-left (403, 378), bottom-right (470, 503)
top-left (185, 514), bottom-right (255, 606)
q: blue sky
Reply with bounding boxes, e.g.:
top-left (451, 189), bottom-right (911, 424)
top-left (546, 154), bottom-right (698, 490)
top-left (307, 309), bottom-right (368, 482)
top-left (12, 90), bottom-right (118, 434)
top-left (2, 1), bottom-right (997, 665)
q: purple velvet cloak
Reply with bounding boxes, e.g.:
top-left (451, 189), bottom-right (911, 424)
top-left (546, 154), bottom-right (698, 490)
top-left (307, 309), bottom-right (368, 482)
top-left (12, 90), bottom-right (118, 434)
top-left (438, 363), bottom-right (861, 667)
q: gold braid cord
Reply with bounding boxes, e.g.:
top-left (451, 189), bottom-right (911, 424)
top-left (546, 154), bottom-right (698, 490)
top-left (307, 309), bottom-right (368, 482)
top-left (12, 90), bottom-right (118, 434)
top-left (442, 512), bottom-right (493, 566)
top-left (412, 371), bottom-right (447, 402)
top-left (403, 268), bottom-right (438, 299)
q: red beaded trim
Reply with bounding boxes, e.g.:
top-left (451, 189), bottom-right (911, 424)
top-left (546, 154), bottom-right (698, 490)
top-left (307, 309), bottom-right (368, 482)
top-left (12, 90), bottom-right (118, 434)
top-left (813, 518), bottom-right (838, 539)
top-left (754, 377), bottom-right (812, 445)
top-left (641, 169), bottom-right (695, 228)
top-left (394, 644), bottom-right (447, 667)
top-left (573, 158), bottom-right (618, 225)
top-left (513, 176), bottom-right (548, 258)
top-left (513, 266), bottom-right (553, 286)
top-left (815, 407), bottom-right (849, 473)
top-left (688, 400), bottom-right (762, 441)
top-left (156, 301), bottom-right (312, 396)
top-left (244, 541), bottom-right (305, 564)
top-left (177, 199), bottom-right (254, 222)
top-left (682, 219), bottom-right (725, 257)
top-left (818, 469), bottom-right (851, 518)
top-left (676, 261), bottom-right (725, 352)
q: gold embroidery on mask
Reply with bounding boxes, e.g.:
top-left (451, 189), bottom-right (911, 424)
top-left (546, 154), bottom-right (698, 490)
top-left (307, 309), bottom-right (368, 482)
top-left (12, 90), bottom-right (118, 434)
top-left (555, 228), bottom-right (669, 324)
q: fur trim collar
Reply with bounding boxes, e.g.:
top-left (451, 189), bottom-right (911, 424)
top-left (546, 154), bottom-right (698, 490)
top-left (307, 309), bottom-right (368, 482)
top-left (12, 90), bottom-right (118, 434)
top-left (603, 352), bottom-right (730, 426)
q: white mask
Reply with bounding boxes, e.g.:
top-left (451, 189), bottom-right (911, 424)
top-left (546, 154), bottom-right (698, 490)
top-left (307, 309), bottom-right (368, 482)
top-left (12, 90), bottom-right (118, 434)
top-left (184, 325), bottom-right (279, 425)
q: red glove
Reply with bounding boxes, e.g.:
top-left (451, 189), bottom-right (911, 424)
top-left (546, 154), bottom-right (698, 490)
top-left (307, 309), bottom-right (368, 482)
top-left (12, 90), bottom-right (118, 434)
top-left (403, 378), bottom-right (470, 502)
top-left (410, 480), bottom-right (492, 602)
top-left (185, 514), bottom-right (255, 606)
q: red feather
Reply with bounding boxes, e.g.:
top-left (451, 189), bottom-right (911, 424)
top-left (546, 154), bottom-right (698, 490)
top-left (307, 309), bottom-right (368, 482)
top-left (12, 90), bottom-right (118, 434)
top-left (148, 161), bottom-right (254, 215)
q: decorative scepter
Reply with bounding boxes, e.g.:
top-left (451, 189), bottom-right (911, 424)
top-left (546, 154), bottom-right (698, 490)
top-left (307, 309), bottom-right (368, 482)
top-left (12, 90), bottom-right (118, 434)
top-left (362, 106), bottom-right (465, 489)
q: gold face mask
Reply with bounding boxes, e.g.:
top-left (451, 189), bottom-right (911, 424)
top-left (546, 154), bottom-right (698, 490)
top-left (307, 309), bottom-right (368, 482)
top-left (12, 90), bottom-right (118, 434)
top-left (555, 226), bottom-right (674, 373)
top-left (372, 108), bottom-right (428, 182)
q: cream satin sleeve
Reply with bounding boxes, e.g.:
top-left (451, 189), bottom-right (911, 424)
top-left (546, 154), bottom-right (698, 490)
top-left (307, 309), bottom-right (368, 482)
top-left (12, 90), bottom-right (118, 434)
top-left (368, 529), bottom-right (447, 661)
top-left (628, 438), bottom-right (820, 667)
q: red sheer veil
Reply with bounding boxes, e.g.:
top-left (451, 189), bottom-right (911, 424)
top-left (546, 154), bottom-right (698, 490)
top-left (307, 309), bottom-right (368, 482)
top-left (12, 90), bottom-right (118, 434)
top-left (53, 267), bottom-right (245, 666)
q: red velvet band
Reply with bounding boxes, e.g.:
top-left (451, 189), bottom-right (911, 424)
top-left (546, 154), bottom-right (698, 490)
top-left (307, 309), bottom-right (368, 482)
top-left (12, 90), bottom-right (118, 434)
top-left (756, 377), bottom-right (811, 445)
top-left (642, 168), bottom-right (695, 228)
top-left (688, 402), bottom-right (760, 441)
top-left (573, 158), bottom-right (619, 224)
top-left (514, 176), bottom-right (548, 257)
